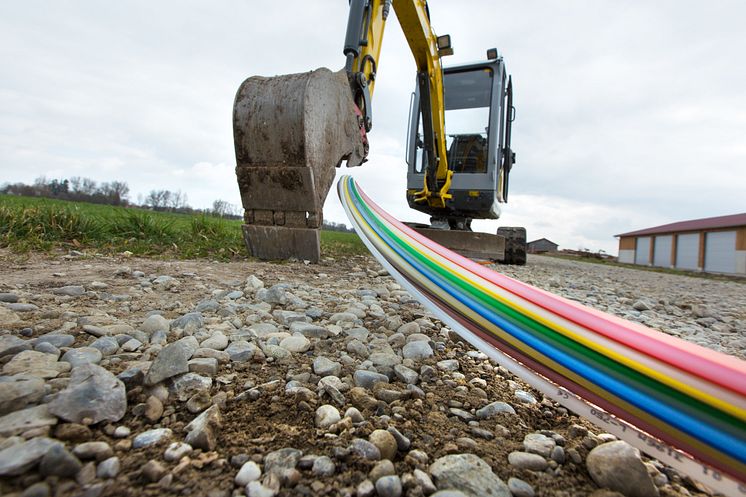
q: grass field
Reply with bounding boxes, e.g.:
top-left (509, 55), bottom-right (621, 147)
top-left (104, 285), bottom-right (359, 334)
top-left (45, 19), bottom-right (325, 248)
top-left (0, 194), bottom-right (367, 260)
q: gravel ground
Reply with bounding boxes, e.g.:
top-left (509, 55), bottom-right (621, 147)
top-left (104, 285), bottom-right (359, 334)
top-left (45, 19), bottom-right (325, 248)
top-left (0, 249), bottom-right (741, 497)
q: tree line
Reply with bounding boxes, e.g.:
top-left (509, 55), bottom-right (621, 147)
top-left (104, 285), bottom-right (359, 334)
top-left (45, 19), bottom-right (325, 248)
top-left (0, 176), bottom-right (354, 230)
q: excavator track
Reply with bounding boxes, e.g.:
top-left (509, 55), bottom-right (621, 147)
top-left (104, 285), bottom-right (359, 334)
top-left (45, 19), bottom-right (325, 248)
top-left (233, 68), bottom-right (366, 262)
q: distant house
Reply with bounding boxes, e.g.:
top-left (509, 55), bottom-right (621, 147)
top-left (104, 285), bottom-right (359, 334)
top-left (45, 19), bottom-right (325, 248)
top-left (527, 238), bottom-right (559, 254)
top-left (615, 213), bottom-right (746, 275)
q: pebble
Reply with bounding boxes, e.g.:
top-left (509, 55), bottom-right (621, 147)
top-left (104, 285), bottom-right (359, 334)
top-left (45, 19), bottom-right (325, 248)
top-left (201, 331), bottom-right (228, 350)
top-left (522, 433), bottom-right (556, 458)
top-left (51, 285), bottom-right (86, 296)
top-left (184, 404), bottom-right (221, 451)
top-left (586, 441), bottom-right (658, 497)
top-left (164, 441), bottom-right (193, 461)
top-left (429, 453), bottom-right (510, 497)
top-left (113, 426), bottom-right (131, 438)
top-left (39, 444), bottom-right (82, 477)
top-left (140, 314), bottom-right (170, 334)
top-left (90, 336), bottom-right (119, 356)
top-left (350, 438), bottom-right (381, 461)
top-left (315, 404), bottom-right (341, 429)
top-left (507, 451), bottom-right (548, 471)
top-left (96, 456), bottom-right (120, 479)
top-left (0, 404), bottom-right (58, 436)
top-left (313, 356), bottom-right (342, 377)
top-left (72, 441), bottom-right (113, 461)
top-left (0, 437), bottom-right (62, 475)
top-left (353, 370), bottom-right (389, 389)
top-left (171, 372), bottom-right (212, 401)
top-left (145, 340), bottom-right (192, 385)
top-left (436, 359), bottom-right (460, 371)
top-left (311, 456), bottom-right (335, 476)
top-left (0, 292), bottom-right (19, 303)
top-left (514, 390), bottom-right (537, 404)
top-left (188, 357), bottom-right (219, 375)
top-left (20, 482), bottom-right (50, 497)
top-left (402, 340), bottom-right (433, 360)
top-left (133, 428), bottom-right (173, 449)
top-left (289, 322), bottom-right (330, 339)
top-left (279, 335), bottom-right (311, 353)
top-left (48, 363), bottom-right (127, 424)
top-left (235, 460), bottom-right (262, 485)
top-left (369, 459), bottom-right (395, 482)
top-left (369, 429), bottom-right (398, 461)
top-left (393, 364), bottom-right (419, 384)
top-left (142, 459), bottom-right (167, 482)
top-left (507, 478), bottom-right (535, 497)
top-left (475, 401), bottom-right (515, 418)
top-left (0, 377), bottom-right (45, 415)
top-left (375, 475), bottom-right (402, 497)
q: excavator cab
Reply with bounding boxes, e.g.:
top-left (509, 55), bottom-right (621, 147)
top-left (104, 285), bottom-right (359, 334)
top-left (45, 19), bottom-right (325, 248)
top-left (406, 51), bottom-right (515, 224)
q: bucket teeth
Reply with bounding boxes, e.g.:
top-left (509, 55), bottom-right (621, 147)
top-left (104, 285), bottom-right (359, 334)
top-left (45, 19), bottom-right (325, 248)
top-left (233, 68), bottom-right (366, 262)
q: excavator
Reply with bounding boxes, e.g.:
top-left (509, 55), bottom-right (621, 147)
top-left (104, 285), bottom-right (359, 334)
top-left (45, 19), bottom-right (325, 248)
top-left (233, 0), bottom-right (526, 265)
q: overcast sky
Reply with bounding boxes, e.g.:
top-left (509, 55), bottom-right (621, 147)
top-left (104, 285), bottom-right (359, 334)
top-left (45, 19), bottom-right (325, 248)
top-left (2, 1), bottom-right (745, 253)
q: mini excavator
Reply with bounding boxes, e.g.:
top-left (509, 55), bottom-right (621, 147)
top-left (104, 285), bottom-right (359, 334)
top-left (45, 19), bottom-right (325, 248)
top-left (233, 0), bottom-right (527, 264)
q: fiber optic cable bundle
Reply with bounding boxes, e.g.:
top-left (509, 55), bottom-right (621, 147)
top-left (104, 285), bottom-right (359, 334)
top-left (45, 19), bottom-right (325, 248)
top-left (338, 175), bottom-right (746, 496)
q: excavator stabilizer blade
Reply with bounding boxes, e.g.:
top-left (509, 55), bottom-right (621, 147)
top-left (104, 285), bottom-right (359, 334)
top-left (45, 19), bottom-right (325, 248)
top-left (233, 68), bottom-right (366, 262)
top-left (410, 226), bottom-right (506, 262)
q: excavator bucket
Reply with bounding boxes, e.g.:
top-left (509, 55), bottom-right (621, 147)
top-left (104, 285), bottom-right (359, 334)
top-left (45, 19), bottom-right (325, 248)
top-left (233, 68), bottom-right (366, 262)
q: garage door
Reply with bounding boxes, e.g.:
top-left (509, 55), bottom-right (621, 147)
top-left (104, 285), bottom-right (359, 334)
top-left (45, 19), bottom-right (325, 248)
top-left (705, 231), bottom-right (736, 274)
top-left (675, 233), bottom-right (699, 270)
top-left (653, 235), bottom-right (672, 267)
top-left (635, 237), bottom-right (651, 265)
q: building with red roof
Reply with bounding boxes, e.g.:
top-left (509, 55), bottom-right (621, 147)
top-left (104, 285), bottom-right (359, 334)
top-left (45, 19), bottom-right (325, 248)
top-left (615, 213), bottom-right (746, 275)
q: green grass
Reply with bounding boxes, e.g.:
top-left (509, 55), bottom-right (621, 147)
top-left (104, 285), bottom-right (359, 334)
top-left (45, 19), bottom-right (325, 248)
top-left (0, 194), bottom-right (366, 260)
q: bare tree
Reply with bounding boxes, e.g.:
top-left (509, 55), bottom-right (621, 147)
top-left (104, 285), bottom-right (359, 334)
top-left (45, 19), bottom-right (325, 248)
top-left (212, 199), bottom-right (229, 217)
top-left (169, 190), bottom-right (188, 210)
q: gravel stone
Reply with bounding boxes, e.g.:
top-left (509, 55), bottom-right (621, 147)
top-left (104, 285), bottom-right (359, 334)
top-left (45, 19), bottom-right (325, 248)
top-left (279, 335), bottom-right (310, 353)
top-left (429, 453), bottom-right (510, 497)
top-left (0, 404), bottom-right (58, 436)
top-left (49, 363), bottom-right (127, 424)
top-left (61, 347), bottom-right (102, 367)
top-left (586, 441), bottom-right (659, 497)
top-left (0, 437), bottom-right (62, 476)
top-left (369, 429), bottom-right (398, 461)
top-left (402, 340), bottom-right (433, 360)
top-left (51, 285), bottom-right (85, 296)
top-left (507, 478), bottom-right (535, 497)
top-left (507, 451), bottom-right (548, 471)
top-left (522, 433), bottom-right (556, 458)
top-left (476, 401), bottom-right (515, 418)
top-left (96, 456), bottom-right (120, 479)
top-left (375, 475), bottom-right (402, 497)
top-left (313, 356), bottom-right (342, 377)
top-left (235, 460), bottom-right (262, 485)
top-left (133, 428), bottom-right (172, 449)
top-left (350, 438), bottom-right (381, 461)
top-left (315, 404), bottom-right (341, 429)
top-left (164, 442), bottom-right (193, 461)
top-left (311, 456), bottom-right (335, 477)
top-left (353, 370), bottom-right (389, 389)
top-left (39, 444), bottom-right (82, 477)
top-left (145, 339), bottom-right (192, 385)
top-left (0, 376), bottom-right (45, 415)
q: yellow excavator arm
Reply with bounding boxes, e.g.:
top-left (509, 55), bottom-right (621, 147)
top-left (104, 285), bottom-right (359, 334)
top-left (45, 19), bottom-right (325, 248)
top-left (344, 0), bottom-right (453, 208)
